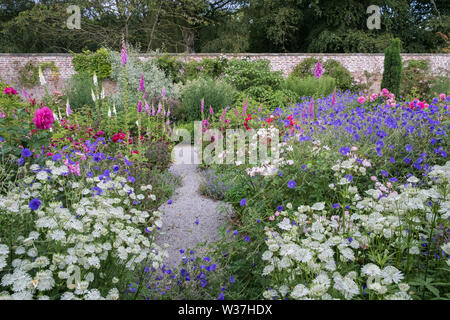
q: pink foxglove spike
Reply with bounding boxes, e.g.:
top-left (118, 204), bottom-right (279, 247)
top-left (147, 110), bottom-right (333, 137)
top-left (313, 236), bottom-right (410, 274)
top-left (258, 104), bottom-right (262, 113)
top-left (151, 104), bottom-right (155, 116)
top-left (314, 61), bottom-right (323, 79)
top-left (201, 98), bottom-right (205, 114)
top-left (242, 96), bottom-right (248, 116)
top-left (309, 97), bottom-right (315, 119)
top-left (145, 101), bottom-right (150, 113)
top-left (157, 102), bottom-right (162, 115)
top-left (139, 73), bottom-right (145, 92)
top-left (121, 42), bottom-right (128, 66)
top-left (161, 87), bottom-right (166, 98)
top-left (137, 101), bottom-right (143, 113)
top-left (167, 108), bottom-right (171, 118)
top-left (209, 105), bottom-right (213, 116)
top-left (331, 88), bottom-right (336, 107)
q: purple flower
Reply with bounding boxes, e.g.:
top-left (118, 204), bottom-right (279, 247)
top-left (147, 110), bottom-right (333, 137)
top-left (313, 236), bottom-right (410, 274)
top-left (288, 180), bottom-right (296, 189)
top-left (405, 144), bottom-right (412, 152)
top-left (168, 199), bottom-right (173, 204)
top-left (229, 276), bottom-right (236, 284)
top-left (113, 165), bottom-right (120, 173)
top-left (233, 230), bottom-right (238, 236)
top-left (21, 148), bottom-right (32, 158)
top-left (18, 158), bottom-right (24, 166)
top-left (139, 73), bottom-right (144, 92)
top-left (340, 147), bottom-right (350, 156)
top-left (121, 42), bottom-right (128, 66)
top-left (314, 61), bottom-right (323, 79)
top-left (28, 198), bottom-right (41, 211)
top-left (333, 203), bottom-right (340, 209)
top-left (244, 236), bottom-right (250, 242)
top-left (195, 219), bottom-right (199, 225)
top-left (240, 198), bottom-right (246, 206)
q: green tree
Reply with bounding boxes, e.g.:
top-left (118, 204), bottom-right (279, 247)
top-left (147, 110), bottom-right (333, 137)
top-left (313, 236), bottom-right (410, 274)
top-left (381, 38), bottom-right (402, 96)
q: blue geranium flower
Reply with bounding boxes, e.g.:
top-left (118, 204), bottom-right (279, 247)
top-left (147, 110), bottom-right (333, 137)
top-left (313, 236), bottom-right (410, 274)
top-left (21, 148), bottom-right (32, 158)
top-left (28, 198), bottom-right (41, 211)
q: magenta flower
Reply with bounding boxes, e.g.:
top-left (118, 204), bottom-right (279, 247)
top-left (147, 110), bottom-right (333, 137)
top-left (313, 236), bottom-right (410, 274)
top-left (309, 97), bottom-right (315, 119)
top-left (33, 107), bottom-right (54, 130)
top-left (201, 98), bottom-right (205, 114)
top-left (137, 100), bottom-right (143, 113)
top-left (3, 86), bottom-right (18, 95)
top-left (209, 105), bottom-right (214, 116)
top-left (161, 87), bottom-right (166, 98)
top-left (139, 73), bottom-right (144, 92)
top-left (121, 42), bottom-right (128, 66)
top-left (314, 61), bottom-right (323, 79)
top-left (331, 88), bottom-right (336, 107)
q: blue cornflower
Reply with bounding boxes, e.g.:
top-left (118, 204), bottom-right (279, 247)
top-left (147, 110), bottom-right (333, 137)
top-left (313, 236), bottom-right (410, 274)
top-left (21, 148), bottom-right (32, 158)
top-left (287, 180), bottom-right (296, 189)
top-left (28, 198), bottom-right (41, 211)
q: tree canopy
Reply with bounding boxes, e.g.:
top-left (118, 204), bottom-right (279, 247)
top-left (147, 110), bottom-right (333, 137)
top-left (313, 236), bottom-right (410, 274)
top-left (0, 0), bottom-right (448, 53)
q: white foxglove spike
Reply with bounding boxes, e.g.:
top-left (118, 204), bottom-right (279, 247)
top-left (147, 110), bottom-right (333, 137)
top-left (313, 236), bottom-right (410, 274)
top-left (38, 66), bottom-right (46, 86)
top-left (101, 87), bottom-right (105, 99)
top-left (108, 106), bottom-right (111, 118)
top-left (91, 88), bottom-right (96, 102)
top-left (93, 73), bottom-right (98, 87)
top-left (113, 103), bottom-right (117, 115)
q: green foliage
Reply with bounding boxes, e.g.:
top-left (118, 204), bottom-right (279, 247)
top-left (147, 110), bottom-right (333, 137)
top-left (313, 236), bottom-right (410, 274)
top-left (284, 75), bottom-right (336, 98)
top-left (401, 59), bottom-right (432, 100)
top-left (63, 71), bottom-right (95, 111)
top-left (290, 58), bottom-right (353, 91)
top-left (223, 59), bottom-right (284, 92)
top-left (109, 47), bottom-right (179, 112)
top-left (18, 61), bottom-right (59, 88)
top-left (155, 54), bottom-right (185, 83)
top-left (72, 48), bottom-right (112, 80)
top-left (181, 57), bottom-right (229, 83)
top-left (381, 38), bottom-right (403, 96)
top-left (181, 78), bottom-right (236, 122)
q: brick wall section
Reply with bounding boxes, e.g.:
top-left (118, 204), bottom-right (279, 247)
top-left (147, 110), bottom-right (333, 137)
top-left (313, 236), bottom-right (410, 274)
top-left (0, 53), bottom-right (448, 99)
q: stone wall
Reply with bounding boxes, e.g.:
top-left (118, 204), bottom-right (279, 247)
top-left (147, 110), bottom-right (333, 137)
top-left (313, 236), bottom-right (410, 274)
top-left (0, 53), bottom-right (448, 99)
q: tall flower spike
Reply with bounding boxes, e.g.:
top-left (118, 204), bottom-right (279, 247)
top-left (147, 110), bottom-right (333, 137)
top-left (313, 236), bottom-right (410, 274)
top-left (66, 99), bottom-right (72, 117)
top-left (314, 61), bottom-right (323, 79)
top-left (145, 101), bottom-right (150, 113)
top-left (121, 41), bottom-right (128, 66)
top-left (137, 100), bottom-right (143, 113)
top-left (209, 105), bottom-right (214, 116)
top-left (100, 87), bottom-right (105, 99)
top-left (38, 66), bottom-right (46, 86)
top-left (201, 98), bottom-right (204, 114)
top-left (331, 87), bottom-right (336, 107)
top-left (113, 103), bottom-right (117, 116)
top-left (161, 87), bottom-right (166, 98)
top-left (139, 73), bottom-right (144, 92)
top-left (93, 73), bottom-right (98, 87)
top-left (108, 106), bottom-right (112, 118)
top-left (242, 96), bottom-right (248, 116)
top-left (309, 97), bottom-right (315, 119)
top-left (91, 88), bottom-right (96, 102)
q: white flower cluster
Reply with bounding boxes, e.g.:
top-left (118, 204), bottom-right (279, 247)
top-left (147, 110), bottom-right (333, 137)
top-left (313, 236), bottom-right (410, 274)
top-left (261, 161), bottom-right (450, 300)
top-left (0, 162), bottom-right (167, 300)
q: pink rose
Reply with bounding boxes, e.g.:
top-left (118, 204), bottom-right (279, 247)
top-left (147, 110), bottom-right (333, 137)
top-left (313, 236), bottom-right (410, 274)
top-left (439, 93), bottom-right (445, 101)
top-left (33, 107), bottom-right (54, 130)
top-left (358, 96), bottom-right (366, 104)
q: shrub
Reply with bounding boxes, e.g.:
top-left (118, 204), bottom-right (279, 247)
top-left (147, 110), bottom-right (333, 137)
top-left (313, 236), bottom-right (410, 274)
top-left (72, 48), bottom-right (112, 80)
top-left (223, 59), bottom-right (284, 92)
top-left (284, 75), bottom-right (336, 98)
top-left (401, 59), bottom-right (432, 100)
top-left (63, 71), bottom-right (95, 111)
top-left (290, 58), bottom-right (352, 91)
top-left (381, 38), bottom-right (403, 97)
top-left (155, 54), bottom-right (185, 83)
top-left (181, 57), bottom-right (228, 83)
top-left (181, 78), bottom-right (236, 122)
top-left (109, 47), bottom-right (180, 112)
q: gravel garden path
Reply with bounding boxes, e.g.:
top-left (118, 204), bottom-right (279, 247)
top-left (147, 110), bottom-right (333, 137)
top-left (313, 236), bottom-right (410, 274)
top-left (155, 144), bottom-right (233, 268)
